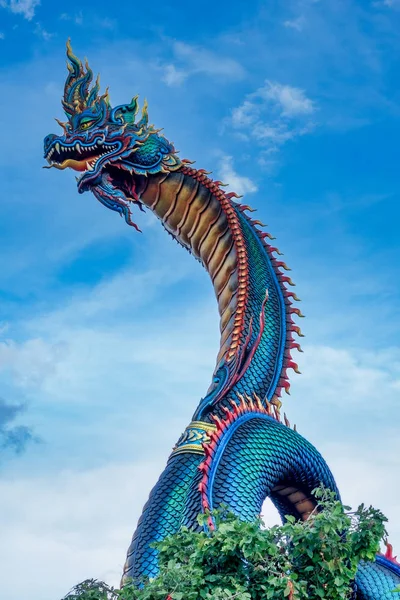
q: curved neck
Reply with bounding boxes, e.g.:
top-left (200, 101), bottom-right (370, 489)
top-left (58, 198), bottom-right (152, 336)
top-left (136, 168), bottom-right (245, 366)
top-left (134, 165), bottom-right (301, 413)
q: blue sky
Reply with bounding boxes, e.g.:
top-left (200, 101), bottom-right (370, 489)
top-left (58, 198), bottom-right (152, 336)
top-left (0, 0), bottom-right (399, 598)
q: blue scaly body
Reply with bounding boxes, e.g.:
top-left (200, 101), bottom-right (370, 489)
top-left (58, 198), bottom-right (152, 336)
top-left (43, 42), bottom-right (400, 599)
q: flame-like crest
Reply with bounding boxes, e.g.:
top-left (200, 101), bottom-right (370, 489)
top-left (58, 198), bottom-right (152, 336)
top-left (62, 39), bottom-right (110, 117)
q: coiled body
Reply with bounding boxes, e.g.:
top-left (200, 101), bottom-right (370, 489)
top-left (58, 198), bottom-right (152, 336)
top-left (121, 168), bottom-right (400, 598)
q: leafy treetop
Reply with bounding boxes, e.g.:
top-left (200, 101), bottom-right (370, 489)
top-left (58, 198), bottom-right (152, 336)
top-left (61, 487), bottom-right (396, 600)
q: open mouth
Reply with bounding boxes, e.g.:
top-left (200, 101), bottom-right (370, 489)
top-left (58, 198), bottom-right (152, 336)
top-left (44, 137), bottom-right (119, 177)
top-left (104, 164), bottom-right (140, 197)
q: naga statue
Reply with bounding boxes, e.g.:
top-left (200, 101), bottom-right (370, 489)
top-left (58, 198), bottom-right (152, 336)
top-left (44, 42), bottom-right (400, 599)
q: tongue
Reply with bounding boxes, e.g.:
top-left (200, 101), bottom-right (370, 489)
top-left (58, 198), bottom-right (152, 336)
top-left (43, 158), bottom-right (97, 172)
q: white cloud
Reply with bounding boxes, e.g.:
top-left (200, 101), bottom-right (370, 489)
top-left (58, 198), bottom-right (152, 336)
top-left (0, 0), bottom-right (40, 20)
top-left (0, 262), bottom-right (218, 407)
top-left (0, 337), bottom-right (67, 389)
top-left (283, 15), bottom-right (306, 32)
top-left (0, 461), bottom-right (164, 600)
top-left (174, 41), bottom-right (245, 78)
top-left (162, 64), bottom-right (187, 87)
top-left (161, 41), bottom-right (245, 86)
top-left (261, 81), bottom-right (315, 117)
top-left (0, 263), bottom-right (219, 599)
top-left (218, 155), bottom-right (258, 196)
top-left (254, 123), bottom-right (296, 144)
top-left (328, 438), bottom-right (400, 549)
top-left (294, 344), bottom-right (400, 410)
top-left (231, 99), bottom-right (260, 129)
top-left (60, 11), bottom-right (83, 25)
top-left (232, 81), bottom-right (315, 126)
top-left (230, 80), bottom-right (316, 155)
top-left (34, 21), bottom-right (53, 40)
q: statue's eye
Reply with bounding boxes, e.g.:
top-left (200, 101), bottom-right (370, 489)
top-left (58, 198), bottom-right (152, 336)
top-left (80, 119), bottom-right (96, 131)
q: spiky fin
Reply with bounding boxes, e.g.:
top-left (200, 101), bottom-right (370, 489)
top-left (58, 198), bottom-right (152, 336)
top-left (383, 542), bottom-right (400, 565)
top-left (63, 39), bottom-right (105, 117)
top-left (112, 96), bottom-right (139, 124)
top-left (136, 98), bottom-right (149, 129)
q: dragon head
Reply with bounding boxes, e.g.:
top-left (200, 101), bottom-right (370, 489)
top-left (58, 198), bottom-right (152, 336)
top-left (43, 40), bottom-right (181, 229)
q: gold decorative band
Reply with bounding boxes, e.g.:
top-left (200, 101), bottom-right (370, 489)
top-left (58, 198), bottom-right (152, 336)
top-left (189, 421), bottom-right (218, 433)
top-left (170, 420), bottom-right (217, 457)
top-left (171, 444), bottom-right (207, 457)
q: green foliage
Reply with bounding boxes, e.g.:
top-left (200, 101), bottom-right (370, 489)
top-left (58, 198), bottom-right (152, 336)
top-left (61, 579), bottom-right (118, 599)
top-left (61, 487), bottom-right (388, 600)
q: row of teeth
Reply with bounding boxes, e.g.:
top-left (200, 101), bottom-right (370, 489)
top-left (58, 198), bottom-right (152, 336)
top-left (77, 156), bottom-right (108, 181)
top-left (76, 155), bottom-right (109, 181)
top-left (46, 141), bottom-right (118, 161)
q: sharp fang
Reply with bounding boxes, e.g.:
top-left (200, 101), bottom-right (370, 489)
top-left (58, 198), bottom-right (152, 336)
top-left (86, 161), bottom-right (93, 171)
top-left (55, 142), bottom-right (60, 153)
top-left (76, 143), bottom-right (81, 154)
